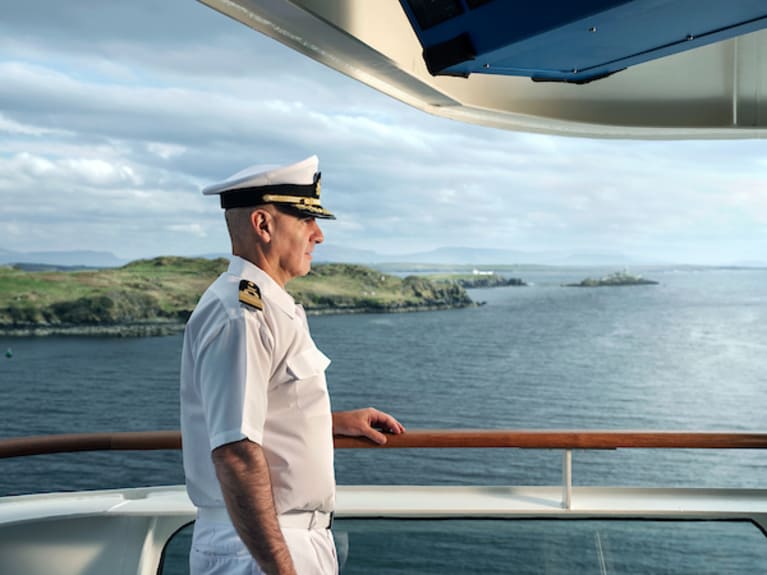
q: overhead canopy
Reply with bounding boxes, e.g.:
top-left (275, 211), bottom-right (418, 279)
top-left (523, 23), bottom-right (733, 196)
top-left (400, 0), bottom-right (767, 83)
top-left (199, 0), bottom-right (767, 139)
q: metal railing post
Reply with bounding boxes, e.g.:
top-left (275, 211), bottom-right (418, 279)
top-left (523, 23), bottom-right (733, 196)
top-left (562, 449), bottom-right (572, 510)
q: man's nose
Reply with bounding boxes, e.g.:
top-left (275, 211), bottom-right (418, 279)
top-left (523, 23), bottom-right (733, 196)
top-left (311, 220), bottom-right (324, 244)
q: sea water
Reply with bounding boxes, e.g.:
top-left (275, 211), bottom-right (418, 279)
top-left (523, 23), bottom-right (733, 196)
top-left (1, 267), bottom-right (766, 573)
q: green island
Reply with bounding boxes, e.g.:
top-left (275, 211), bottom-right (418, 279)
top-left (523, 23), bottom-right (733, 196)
top-left (0, 257), bottom-right (474, 336)
top-left (429, 272), bottom-right (526, 288)
top-left (564, 270), bottom-right (659, 287)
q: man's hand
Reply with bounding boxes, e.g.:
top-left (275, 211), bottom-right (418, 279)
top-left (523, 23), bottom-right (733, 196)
top-left (332, 408), bottom-right (405, 445)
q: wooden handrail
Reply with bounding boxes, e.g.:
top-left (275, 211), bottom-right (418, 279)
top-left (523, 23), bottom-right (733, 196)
top-left (1, 430), bottom-right (767, 459)
top-left (0, 431), bottom-right (182, 459)
top-left (333, 430), bottom-right (767, 449)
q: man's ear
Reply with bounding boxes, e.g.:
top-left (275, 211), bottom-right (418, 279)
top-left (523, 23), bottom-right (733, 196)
top-left (251, 209), bottom-right (272, 241)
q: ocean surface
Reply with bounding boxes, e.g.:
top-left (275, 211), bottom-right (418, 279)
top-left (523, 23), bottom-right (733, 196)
top-left (1, 266), bottom-right (766, 573)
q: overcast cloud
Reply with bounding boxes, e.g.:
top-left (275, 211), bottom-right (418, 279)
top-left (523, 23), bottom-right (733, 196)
top-left (0, 0), bottom-right (765, 265)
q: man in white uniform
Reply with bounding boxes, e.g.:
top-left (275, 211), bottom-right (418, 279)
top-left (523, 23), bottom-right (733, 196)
top-left (180, 156), bottom-right (405, 575)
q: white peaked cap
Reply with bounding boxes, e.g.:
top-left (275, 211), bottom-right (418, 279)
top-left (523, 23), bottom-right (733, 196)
top-left (201, 155), bottom-right (335, 219)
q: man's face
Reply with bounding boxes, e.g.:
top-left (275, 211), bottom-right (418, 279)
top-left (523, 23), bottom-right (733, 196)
top-left (268, 208), bottom-right (324, 285)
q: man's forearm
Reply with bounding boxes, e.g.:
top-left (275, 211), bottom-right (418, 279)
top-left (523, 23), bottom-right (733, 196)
top-left (212, 440), bottom-right (296, 575)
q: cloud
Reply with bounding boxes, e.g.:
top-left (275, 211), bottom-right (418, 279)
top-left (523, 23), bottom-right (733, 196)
top-left (147, 142), bottom-right (186, 160)
top-left (166, 223), bottom-right (208, 237)
top-left (0, 113), bottom-right (63, 136)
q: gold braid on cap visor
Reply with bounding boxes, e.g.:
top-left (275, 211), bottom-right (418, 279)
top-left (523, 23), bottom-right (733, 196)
top-left (219, 172), bottom-right (322, 210)
top-left (261, 194), bottom-right (322, 206)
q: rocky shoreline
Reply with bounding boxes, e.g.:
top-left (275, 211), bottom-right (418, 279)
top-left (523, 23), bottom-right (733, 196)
top-left (0, 301), bottom-right (479, 337)
top-left (0, 321), bottom-right (187, 338)
top-left (451, 276), bottom-right (526, 288)
top-left (303, 300), bottom-right (479, 316)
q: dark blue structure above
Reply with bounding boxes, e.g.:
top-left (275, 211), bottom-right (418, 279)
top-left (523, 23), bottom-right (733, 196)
top-left (399, 0), bottom-right (767, 83)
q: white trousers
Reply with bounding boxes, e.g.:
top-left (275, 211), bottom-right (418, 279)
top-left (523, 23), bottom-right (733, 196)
top-left (190, 519), bottom-right (338, 575)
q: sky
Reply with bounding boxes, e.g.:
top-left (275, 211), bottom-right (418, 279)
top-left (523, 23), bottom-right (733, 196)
top-left (0, 0), bottom-right (765, 266)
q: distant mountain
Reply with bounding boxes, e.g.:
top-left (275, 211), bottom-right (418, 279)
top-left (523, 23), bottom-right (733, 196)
top-left (550, 252), bottom-right (645, 266)
top-left (313, 245), bottom-right (383, 263)
top-left (0, 249), bottom-right (127, 268)
top-left (311, 245), bottom-right (641, 266)
top-left (390, 247), bottom-right (533, 265)
top-left (725, 260), bottom-right (767, 268)
top-left (199, 246), bottom-right (388, 264)
top-left (186, 247), bottom-right (649, 267)
top-left (11, 245), bottom-right (748, 269)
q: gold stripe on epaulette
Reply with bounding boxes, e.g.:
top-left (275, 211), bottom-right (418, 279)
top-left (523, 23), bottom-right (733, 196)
top-left (239, 280), bottom-right (264, 310)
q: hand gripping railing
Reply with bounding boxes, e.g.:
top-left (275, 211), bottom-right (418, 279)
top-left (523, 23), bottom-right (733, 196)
top-left (2, 430), bottom-right (767, 509)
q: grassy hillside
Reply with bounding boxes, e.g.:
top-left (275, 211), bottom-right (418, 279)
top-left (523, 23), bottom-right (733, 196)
top-left (0, 257), bottom-right (227, 327)
top-left (289, 263), bottom-right (472, 313)
top-left (0, 257), bottom-right (473, 334)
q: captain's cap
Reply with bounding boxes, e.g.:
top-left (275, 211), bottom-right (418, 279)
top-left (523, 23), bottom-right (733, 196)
top-left (202, 155), bottom-right (335, 219)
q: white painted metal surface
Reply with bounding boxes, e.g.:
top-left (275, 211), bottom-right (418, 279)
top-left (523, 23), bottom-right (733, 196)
top-left (338, 485), bottom-right (767, 525)
top-left (198, 0), bottom-right (767, 139)
top-left (1, 483), bottom-right (766, 574)
top-left (0, 486), bottom-right (192, 575)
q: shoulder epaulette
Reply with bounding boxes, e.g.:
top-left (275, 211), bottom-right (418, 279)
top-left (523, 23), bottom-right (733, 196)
top-left (238, 279), bottom-right (264, 311)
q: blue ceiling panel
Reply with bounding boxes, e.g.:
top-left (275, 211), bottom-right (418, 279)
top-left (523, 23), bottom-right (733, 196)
top-left (399, 0), bottom-right (767, 83)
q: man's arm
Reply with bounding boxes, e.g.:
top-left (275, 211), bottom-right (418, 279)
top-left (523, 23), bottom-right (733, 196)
top-left (212, 439), bottom-right (296, 575)
top-left (332, 407), bottom-right (406, 444)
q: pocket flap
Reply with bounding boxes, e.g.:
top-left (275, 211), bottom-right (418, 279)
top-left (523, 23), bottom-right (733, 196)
top-left (286, 346), bottom-right (331, 380)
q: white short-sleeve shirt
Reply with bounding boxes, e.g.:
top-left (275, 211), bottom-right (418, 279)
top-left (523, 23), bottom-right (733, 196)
top-left (180, 256), bottom-right (335, 514)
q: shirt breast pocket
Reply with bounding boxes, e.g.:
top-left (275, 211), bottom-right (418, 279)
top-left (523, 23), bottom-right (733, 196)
top-left (285, 347), bottom-right (331, 410)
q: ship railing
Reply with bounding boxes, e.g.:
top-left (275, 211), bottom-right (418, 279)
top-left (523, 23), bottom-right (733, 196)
top-left (2, 429), bottom-right (767, 511)
top-left (2, 430), bottom-right (767, 575)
